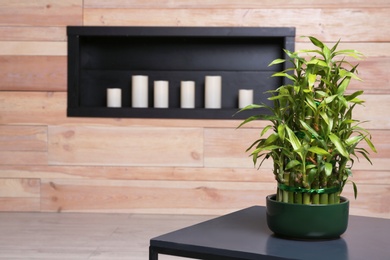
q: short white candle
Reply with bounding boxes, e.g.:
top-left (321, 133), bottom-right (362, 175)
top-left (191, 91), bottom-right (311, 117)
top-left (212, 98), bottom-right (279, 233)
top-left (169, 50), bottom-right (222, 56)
top-left (181, 81), bottom-right (195, 109)
top-left (238, 89), bottom-right (254, 108)
top-left (154, 80), bottom-right (169, 108)
top-left (205, 75), bottom-right (222, 109)
top-left (132, 75), bottom-right (148, 108)
top-left (107, 88), bottom-right (122, 108)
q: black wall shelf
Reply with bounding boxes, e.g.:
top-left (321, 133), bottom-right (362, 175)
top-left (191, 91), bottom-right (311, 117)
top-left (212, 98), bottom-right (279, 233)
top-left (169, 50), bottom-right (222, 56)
top-left (67, 26), bottom-right (295, 119)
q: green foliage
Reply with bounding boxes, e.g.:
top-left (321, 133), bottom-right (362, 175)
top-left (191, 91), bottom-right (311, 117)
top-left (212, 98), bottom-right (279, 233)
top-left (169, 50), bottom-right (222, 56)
top-left (239, 36), bottom-right (376, 204)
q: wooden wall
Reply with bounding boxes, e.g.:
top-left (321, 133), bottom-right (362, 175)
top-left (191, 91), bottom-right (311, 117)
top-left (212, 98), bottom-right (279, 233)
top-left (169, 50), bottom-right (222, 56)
top-left (0, 0), bottom-right (389, 218)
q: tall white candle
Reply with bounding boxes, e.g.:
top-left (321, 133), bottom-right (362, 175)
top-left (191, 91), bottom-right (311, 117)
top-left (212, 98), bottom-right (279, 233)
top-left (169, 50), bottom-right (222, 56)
top-left (106, 88), bottom-right (122, 108)
top-left (238, 89), bottom-right (254, 108)
top-left (132, 75), bottom-right (148, 108)
top-left (205, 75), bottom-right (222, 109)
top-left (181, 81), bottom-right (195, 109)
top-left (154, 80), bottom-right (169, 108)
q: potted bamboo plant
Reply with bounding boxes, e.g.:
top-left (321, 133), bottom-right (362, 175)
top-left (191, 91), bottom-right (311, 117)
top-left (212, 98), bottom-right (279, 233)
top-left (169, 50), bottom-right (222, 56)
top-left (238, 36), bottom-right (376, 239)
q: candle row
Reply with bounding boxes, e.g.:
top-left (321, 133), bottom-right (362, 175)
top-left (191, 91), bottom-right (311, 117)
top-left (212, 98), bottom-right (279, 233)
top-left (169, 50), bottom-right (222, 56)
top-left (107, 75), bottom-right (254, 109)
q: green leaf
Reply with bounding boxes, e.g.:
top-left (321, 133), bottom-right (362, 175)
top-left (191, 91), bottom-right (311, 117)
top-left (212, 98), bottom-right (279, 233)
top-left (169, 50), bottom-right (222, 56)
top-left (307, 168), bottom-right (317, 185)
top-left (324, 94), bottom-right (337, 104)
top-left (324, 162), bottom-right (333, 176)
top-left (307, 58), bottom-right (328, 68)
top-left (260, 125), bottom-right (273, 137)
top-left (277, 124), bottom-right (286, 141)
top-left (285, 160), bottom-right (301, 170)
top-left (345, 90), bottom-right (364, 101)
top-left (308, 36), bottom-right (324, 49)
top-left (264, 133), bottom-right (279, 146)
top-left (307, 73), bottom-right (317, 88)
top-left (299, 120), bottom-right (319, 139)
top-left (364, 136), bottom-right (377, 153)
top-left (334, 49), bottom-right (364, 60)
top-left (329, 133), bottom-right (350, 159)
top-left (350, 180), bottom-right (358, 199)
top-left (345, 135), bottom-right (364, 146)
top-left (337, 76), bottom-right (352, 95)
top-left (271, 72), bottom-right (295, 81)
top-left (308, 146), bottom-right (331, 156)
top-left (286, 126), bottom-right (302, 151)
top-left (268, 58), bottom-right (285, 66)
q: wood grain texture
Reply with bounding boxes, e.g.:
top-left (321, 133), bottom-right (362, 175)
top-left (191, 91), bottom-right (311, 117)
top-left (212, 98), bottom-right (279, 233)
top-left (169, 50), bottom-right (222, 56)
top-left (0, 26), bottom-right (66, 41)
top-left (39, 178), bottom-right (390, 218)
top-left (84, 0), bottom-right (390, 9)
top-left (0, 41), bottom-right (66, 56)
top-left (40, 179), bottom-right (275, 214)
top-left (48, 125), bottom-right (203, 166)
top-left (0, 178), bottom-right (40, 197)
top-left (0, 56), bottom-right (66, 91)
top-left (0, 165), bottom-right (270, 181)
top-left (0, 125), bottom-right (47, 151)
top-left (0, 151), bottom-right (48, 165)
top-left (0, 0), bottom-right (82, 26)
top-left (84, 8), bottom-right (390, 41)
top-left (0, 198), bottom-right (40, 211)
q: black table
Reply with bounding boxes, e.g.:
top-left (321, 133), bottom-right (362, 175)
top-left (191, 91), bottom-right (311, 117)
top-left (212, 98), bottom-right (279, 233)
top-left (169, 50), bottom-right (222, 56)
top-left (149, 206), bottom-right (390, 260)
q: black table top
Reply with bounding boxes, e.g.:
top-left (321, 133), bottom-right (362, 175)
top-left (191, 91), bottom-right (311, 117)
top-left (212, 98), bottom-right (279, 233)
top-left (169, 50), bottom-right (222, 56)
top-left (150, 206), bottom-right (390, 260)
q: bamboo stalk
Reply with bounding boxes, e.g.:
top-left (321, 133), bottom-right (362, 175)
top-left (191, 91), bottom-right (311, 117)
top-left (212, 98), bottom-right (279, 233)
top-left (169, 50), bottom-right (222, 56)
top-left (320, 194), bottom-right (329, 204)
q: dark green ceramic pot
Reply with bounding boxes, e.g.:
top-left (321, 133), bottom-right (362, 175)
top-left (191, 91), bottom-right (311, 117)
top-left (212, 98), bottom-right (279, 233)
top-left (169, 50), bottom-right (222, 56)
top-left (266, 194), bottom-right (349, 240)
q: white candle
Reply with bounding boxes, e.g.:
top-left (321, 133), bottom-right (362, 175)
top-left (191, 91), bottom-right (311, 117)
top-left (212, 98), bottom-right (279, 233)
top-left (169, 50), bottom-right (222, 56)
top-left (205, 75), bottom-right (222, 109)
top-left (106, 88), bottom-right (122, 108)
top-left (238, 89), bottom-right (254, 108)
top-left (154, 80), bottom-right (169, 108)
top-left (181, 81), bottom-right (195, 109)
top-left (132, 75), bottom-right (148, 108)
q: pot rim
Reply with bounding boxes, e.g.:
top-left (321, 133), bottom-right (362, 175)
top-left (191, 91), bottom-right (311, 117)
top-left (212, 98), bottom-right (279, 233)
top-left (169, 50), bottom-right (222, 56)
top-left (267, 194), bottom-right (349, 207)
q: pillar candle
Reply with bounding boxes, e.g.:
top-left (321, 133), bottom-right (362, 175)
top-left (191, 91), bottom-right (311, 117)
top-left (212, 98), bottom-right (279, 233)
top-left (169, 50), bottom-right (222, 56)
top-left (238, 89), bottom-right (254, 108)
top-left (181, 81), bottom-right (195, 109)
top-left (205, 75), bottom-right (222, 109)
top-left (132, 75), bottom-right (148, 108)
top-left (106, 88), bottom-right (122, 108)
top-left (154, 80), bottom-right (169, 108)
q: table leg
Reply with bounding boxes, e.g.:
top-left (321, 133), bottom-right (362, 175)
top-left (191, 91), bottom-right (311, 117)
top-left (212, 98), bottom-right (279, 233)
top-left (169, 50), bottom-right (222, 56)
top-left (149, 246), bottom-right (158, 260)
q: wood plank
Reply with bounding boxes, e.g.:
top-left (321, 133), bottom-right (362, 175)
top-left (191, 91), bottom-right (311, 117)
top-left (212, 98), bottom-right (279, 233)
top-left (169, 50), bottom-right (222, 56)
top-left (84, 0), bottom-right (390, 9)
top-left (0, 0), bottom-right (82, 26)
top-left (342, 184), bottom-right (390, 219)
top-left (48, 125), bottom-right (203, 166)
top-left (83, 8), bottom-right (390, 41)
top-left (40, 178), bottom-right (390, 217)
top-left (0, 198), bottom-right (40, 211)
top-left (0, 165), bottom-right (271, 182)
top-left (0, 151), bottom-right (48, 165)
top-left (40, 179), bottom-right (276, 214)
top-left (0, 56), bottom-right (66, 91)
top-left (0, 26), bottom-right (66, 41)
top-left (0, 178), bottom-right (40, 197)
top-left (0, 41), bottom-right (66, 56)
top-left (0, 125), bottom-right (47, 151)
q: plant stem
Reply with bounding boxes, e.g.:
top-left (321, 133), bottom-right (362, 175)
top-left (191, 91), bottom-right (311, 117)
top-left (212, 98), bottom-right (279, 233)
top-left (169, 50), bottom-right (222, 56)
top-left (303, 193), bottom-right (311, 204)
top-left (282, 173), bottom-right (290, 203)
top-left (294, 193), bottom-right (303, 204)
top-left (320, 194), bottom-right (329, 204)
top-left (329, 193), bottom-right (335, 204)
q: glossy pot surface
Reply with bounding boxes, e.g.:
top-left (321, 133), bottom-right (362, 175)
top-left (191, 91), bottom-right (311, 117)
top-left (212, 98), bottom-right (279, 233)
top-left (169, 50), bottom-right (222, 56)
top-left (266, 194), bottom-right (349, 239)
